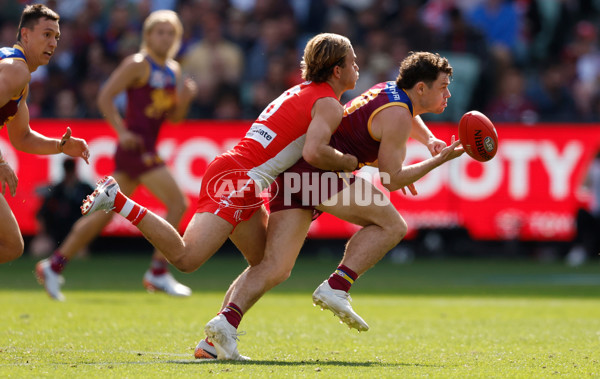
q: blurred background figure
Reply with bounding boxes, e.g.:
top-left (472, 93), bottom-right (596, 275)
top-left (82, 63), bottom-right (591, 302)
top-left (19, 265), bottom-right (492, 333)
top-left (566, 150), bottom-right (600, 266)
top-left (0, 0), bottom-right (596, 123)
top-left (30, 159), bottom-right (94, 258)
top-left (35, 10), bottom-right (196, 301)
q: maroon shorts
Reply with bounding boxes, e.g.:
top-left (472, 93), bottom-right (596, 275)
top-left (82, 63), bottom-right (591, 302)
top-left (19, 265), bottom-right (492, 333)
top-left (269, 160), bottom-right (355, 216)
top-left (196, 155), bottom-right (264, 227)
top-left (114, 147), bottom-right (165, 180)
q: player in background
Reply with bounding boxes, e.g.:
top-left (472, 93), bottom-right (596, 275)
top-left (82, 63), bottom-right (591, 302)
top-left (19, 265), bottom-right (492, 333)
top-left (35, 10), bottom-right (197, 300)
top-left (80, 33), bottom-right (360, 358)
top-left (0, 4), bottom-right (90, 264)
top-left (199, 51), bottom-right (464, 359)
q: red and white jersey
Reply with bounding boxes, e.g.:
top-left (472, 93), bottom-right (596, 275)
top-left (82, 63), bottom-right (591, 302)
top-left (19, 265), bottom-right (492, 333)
top-left (226, 81), bottom-right (337, 190)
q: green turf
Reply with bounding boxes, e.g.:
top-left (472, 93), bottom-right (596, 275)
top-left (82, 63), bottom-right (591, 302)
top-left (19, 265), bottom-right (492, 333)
top-left (0, 253), bottom-right (599, 378)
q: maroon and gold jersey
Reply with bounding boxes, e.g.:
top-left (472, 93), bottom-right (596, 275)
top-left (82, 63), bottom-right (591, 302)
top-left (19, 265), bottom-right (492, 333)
top-left (269, 81), bottom-right (414, 213)
top-left (333, 81), bottom-right (413, 166)
top-left (124, 56), bottom-right (176, 152)
top-left (0, 45), bottom-right (27, 126)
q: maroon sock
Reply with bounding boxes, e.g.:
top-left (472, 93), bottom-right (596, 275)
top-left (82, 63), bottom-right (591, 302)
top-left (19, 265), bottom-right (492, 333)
top-left (327, 265), bottom-right (358, 292)
top-left (150, 258), bottom-right (168, 276)
top-left (49, 251), bottom-right (69, 274)
top-left (219, 302), bottom-right (243, 329)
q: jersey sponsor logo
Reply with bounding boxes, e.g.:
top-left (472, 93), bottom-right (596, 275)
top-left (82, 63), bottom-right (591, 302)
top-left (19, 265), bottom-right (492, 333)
top-left (245, 123), bottom-right (277, 148)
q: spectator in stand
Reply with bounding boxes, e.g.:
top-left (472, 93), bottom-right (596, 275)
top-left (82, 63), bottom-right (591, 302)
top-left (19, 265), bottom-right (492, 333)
top-left (467, 0), bottom-right (523, 66)
top-left (394, 0), bottom-right (434, 51)
top-left (245, 18), bottom-right (286, 82)
top-left (181, 11), bottom-right (243, 119)
top-left (527, 63), bottom-right (578, 122)
top-left (52, 88), bottom-right (82, 119)
top-left (485, 67), bottom-right (538, 124)
top-left (78, 77), bottom-right (103, 118)
top-left (437, 6), bottom-right (492, 112)
top-left (570, 21), bottom-right (600, 119)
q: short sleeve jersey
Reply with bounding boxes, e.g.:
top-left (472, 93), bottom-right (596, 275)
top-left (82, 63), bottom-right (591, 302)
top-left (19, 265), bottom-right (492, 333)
top-left (125, 56), bottom-right (177, 152)
top-left (0, 45), bottom-right (27, 126)
top-left (331, 81), bottom-right (413, 165)
top-left (227, 81), bottom-right (337, 190)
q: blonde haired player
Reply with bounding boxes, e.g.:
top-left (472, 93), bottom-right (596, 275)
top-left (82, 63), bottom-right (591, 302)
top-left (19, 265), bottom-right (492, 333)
top-left (81, 33), bottom-right (360, 359)
top-left (0, 4), bottom-right (89, 264)
top-left (36, 10), bottom-right (197, 300)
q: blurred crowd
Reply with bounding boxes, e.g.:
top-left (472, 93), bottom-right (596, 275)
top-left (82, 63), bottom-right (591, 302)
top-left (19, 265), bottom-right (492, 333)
top-left (1, 0), bottom-right (600, 123)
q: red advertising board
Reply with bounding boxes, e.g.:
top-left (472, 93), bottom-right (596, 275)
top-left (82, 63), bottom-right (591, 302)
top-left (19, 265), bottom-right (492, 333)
top-left (2, 120), bottom-right (599, 241)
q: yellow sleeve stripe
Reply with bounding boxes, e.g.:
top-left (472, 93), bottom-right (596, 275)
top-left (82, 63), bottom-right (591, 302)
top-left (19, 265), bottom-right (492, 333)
top-left (367, 102), bottom-right (410, 142)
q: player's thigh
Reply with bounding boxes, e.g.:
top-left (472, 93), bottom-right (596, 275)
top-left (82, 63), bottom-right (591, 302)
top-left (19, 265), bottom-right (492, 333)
top-left (316, 177), bottom-right (401, 227)
top-left (262, 208), bottom-right (313, 270)
top-left (229, 206), bottom-right (269, 266)
top-left (112, 171), bottom-right (140, 197)
top-left (138, 166), bottom-right (187, 209)
top-left (182, 212), bottom-right (234, 259)
top-left (0, 196), bottom-right (23, 248)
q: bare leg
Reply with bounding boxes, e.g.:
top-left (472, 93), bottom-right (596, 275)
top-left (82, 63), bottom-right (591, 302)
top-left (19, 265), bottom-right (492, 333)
top-left (226, 208), bottom-right (313, 312)
top-left (220, 206), bottom-right (269, 308)
top-left (129, 210), bottom-right (232, 273)
top-left (0, 195), bottom-right (24, 263)
top-left (138, 166), bottom-right (188, 261)
top-left (316, 178), bottom-right (407, 276)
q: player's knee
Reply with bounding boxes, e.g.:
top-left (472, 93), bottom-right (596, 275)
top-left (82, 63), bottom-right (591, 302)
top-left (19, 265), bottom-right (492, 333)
top-left (273, 267), bottom-right (292, 285)
top-left (171, 256), bottom-right (199, 273)
top-left (386, 214), bottom-right (407, 243)
top-left (264, 260), bottom-right (293, 286)
top-left (0, 236), bottom-right (24, 263)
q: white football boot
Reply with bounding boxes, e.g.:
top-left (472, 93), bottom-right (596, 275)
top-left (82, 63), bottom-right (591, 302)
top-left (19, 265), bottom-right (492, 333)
top-left (204, 314), bottom-right (250, 360)
top-left (35, 259), bottom-right (66, 302)
top-left (194, 338), bottom-right (217, 359)
top-left (81, 176), bottom-right (119, 215)
top-left (312, 280), bottom-right (369, 331)
top-left (142, 270), bottom-right (192, 297)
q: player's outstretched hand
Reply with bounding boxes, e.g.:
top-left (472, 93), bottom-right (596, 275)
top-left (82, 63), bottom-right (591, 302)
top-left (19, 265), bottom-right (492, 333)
top-left (0, 162), bottom-right (18, 196)
top-left (438, 135), bottom-right (464, 162)
top-left (60, 127), bottom-right (91, 164)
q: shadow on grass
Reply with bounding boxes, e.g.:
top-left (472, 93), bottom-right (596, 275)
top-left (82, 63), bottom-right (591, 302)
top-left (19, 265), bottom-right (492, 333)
top-left (166, 359), bottom-right (443, 368)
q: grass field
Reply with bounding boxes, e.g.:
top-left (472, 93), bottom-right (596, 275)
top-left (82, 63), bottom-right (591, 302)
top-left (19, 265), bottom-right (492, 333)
top-left (1, 251), bottom-right (599, 378)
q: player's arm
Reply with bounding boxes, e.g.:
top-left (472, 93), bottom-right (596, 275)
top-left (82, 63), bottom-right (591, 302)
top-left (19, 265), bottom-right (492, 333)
top-left (376, 107), bottom-right (462, 192)
top-left (302, 97), bottom-right (357, 171)
top-left (166, 63), bottom-right (197, 123)
top-left (410, 115), bottom-right (446, 156)
top-left (0, 60), bottom-right (30, 107)
top-left (97, 54), bottom-right (146, 150)
top-left (7, 94), bottom-right (90, 163)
